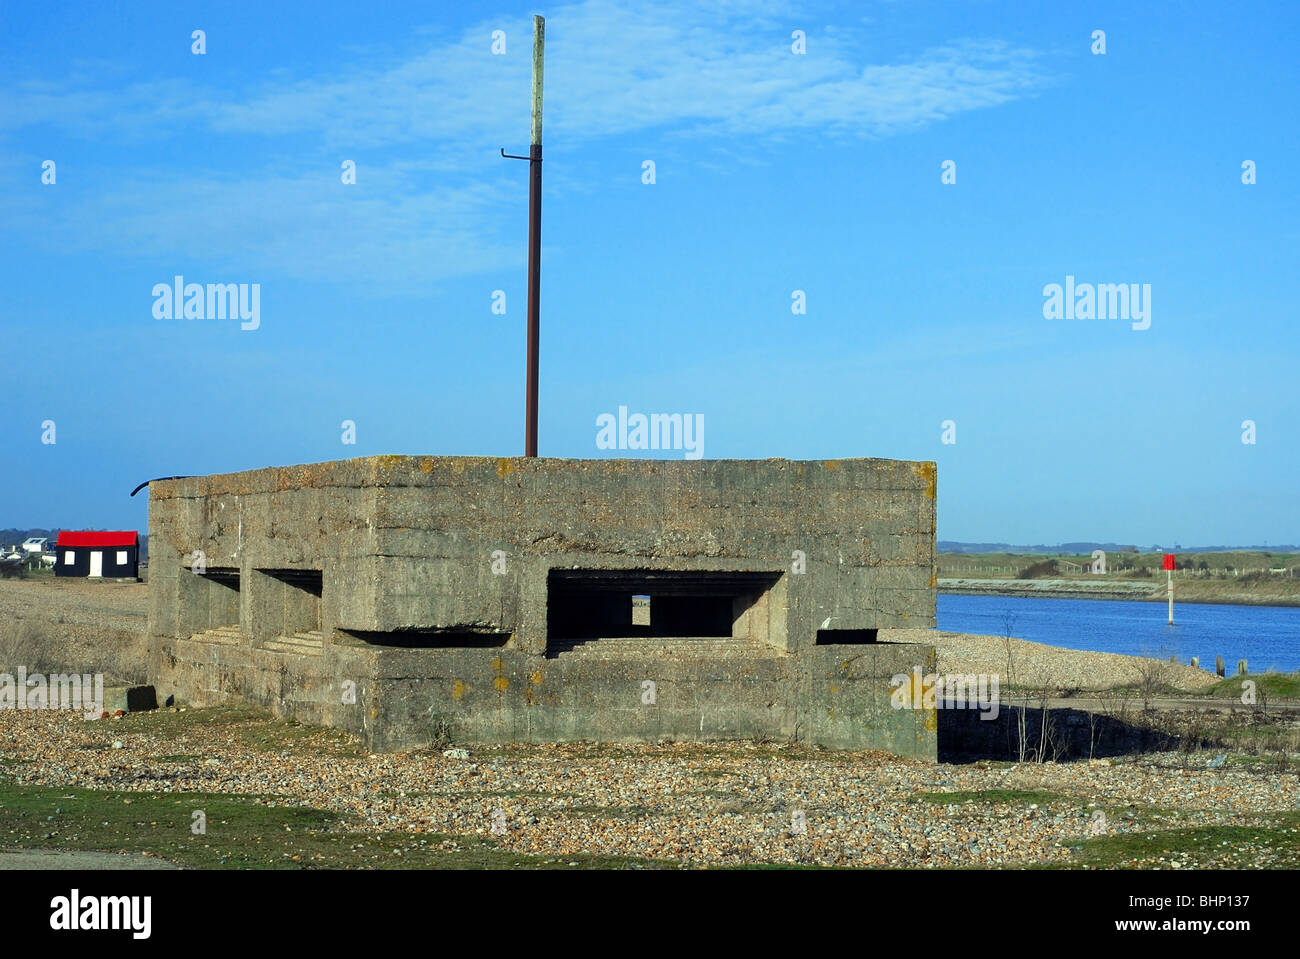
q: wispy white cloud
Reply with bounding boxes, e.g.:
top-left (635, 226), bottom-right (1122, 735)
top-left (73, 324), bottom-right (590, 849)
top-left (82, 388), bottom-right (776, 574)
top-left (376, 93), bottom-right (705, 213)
top-left (0, 0), bottom-right (1050, 287)
top-left (6, 161), bottom-right (517, 291)
top-left (6, 2), bottom-right (1046, 147)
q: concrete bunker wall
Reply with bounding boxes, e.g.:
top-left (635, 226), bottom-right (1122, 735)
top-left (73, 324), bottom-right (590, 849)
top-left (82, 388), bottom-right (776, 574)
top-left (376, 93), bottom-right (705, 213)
top-left (147, 455), bottom-right (938, 757)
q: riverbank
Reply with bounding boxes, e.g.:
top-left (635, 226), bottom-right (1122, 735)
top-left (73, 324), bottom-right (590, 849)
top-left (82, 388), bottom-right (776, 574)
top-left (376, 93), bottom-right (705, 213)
top-left (882, 628), bottom-right (1219, 692)
top-left (940, 577), bottom-right (1300, 608)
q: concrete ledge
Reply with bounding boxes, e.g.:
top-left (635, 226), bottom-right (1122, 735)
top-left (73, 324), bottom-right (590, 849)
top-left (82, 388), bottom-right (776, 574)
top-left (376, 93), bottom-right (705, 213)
top-left (152, 636), bottom-right (937, 758)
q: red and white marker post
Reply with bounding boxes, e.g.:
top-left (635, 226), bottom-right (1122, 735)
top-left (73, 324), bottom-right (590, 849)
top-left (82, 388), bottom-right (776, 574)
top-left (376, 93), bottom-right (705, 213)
top-left (1163, 553), bottom-right (1177, 624)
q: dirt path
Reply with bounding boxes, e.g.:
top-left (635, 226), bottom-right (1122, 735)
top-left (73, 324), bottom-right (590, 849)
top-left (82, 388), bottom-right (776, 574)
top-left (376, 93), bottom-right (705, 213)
top-left (0, 848), bottom-right (179, 870)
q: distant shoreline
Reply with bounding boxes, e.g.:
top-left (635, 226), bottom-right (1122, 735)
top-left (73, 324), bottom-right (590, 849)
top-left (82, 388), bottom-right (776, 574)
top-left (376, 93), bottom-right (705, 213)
top-left (939, 578), bottom-right (1300, 609)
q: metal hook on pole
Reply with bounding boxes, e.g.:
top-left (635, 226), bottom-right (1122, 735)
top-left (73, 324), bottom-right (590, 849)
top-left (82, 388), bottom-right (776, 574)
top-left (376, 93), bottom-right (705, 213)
top-left (500, 148), bottom-right (532, 161)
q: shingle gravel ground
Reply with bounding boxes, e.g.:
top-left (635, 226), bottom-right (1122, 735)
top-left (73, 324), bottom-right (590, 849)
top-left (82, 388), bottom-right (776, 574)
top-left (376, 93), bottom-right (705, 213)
top-left (1, 709), bottom-right (1294, 868)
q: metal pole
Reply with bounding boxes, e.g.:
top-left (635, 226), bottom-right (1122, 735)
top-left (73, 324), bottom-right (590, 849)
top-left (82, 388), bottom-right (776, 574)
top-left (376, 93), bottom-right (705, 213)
top-left (1167, 568), bottom-right (1174, 625)
top-left (525, 15), bottom-right (544, 457)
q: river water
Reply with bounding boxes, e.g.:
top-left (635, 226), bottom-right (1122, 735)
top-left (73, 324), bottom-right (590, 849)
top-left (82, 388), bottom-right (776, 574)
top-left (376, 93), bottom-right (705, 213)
top-left (937, 593), bottom-right (1300, 672)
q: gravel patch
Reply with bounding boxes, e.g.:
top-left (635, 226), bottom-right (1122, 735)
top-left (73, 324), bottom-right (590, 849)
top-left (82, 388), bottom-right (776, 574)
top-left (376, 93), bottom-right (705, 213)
top-left (2, 709), bottom-right (1294, 869)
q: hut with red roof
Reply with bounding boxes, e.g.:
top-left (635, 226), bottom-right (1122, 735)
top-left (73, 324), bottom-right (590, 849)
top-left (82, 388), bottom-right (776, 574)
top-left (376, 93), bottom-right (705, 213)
top-left (54, 531), bottom-right (140, 579)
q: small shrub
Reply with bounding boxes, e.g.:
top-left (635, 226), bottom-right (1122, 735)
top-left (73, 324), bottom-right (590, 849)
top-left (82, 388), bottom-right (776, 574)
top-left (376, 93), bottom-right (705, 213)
top-left (426, 716), bottom-right (455, 750)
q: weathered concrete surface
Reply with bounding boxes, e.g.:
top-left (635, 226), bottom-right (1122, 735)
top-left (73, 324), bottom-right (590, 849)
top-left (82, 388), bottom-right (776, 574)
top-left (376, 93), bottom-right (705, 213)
top-left (148, 456), bottom-right (938, 757)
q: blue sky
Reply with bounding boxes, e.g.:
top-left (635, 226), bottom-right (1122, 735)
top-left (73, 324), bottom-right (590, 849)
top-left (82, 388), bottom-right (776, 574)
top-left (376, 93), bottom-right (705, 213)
top-left (1, 0), bottom-right (1296, 545)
